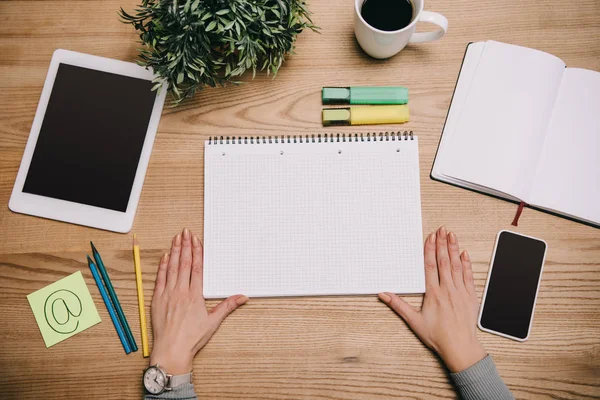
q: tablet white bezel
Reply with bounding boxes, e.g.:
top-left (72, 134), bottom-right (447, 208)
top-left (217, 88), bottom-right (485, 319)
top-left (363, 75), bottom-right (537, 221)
top-left (9, 49), bottom-right (167, 233)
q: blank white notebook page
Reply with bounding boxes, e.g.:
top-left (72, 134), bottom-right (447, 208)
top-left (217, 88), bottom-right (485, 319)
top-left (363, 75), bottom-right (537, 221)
top-left (530, 68), bottom-right (600, 225)
top-left (203, 136), bottom-right (425, 298)
top-left (442, 41), bottom-right (565, 200)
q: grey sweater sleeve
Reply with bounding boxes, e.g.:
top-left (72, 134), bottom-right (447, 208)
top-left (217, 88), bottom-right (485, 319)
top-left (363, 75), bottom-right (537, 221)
top-left (451, 355), bottom-right (514, 400)
top-left (144, 383), bottom-right (197, 400)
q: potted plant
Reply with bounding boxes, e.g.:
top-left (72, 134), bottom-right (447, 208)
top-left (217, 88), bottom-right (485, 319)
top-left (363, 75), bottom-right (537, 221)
top-left (119, 0), bottom-right (318, 105)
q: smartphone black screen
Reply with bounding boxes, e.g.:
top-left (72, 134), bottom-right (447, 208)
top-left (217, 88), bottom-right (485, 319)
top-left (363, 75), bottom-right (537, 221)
top-left (22, 63), bottom-right (156, 212)
top-left (480, 231), bottom-right (546, 340)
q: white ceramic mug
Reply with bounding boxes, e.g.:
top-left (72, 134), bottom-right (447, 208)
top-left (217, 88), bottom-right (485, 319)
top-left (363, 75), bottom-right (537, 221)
top-left (354, 0), bottom-right (448, 59)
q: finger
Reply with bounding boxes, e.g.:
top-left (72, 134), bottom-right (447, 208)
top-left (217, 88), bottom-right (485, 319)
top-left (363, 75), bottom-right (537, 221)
top-left (436, 226), bottom-right (454, 289)
top-left (461, 250), bottom-right (476, 295)
top-left (378, 292), bottom-right (422, 331)
top-left (209, 295), bottom-right (249, 326)
top-left (154, 252), bottom-right (169, 296)
top-left (424, 232), bottom-right (439, 290)
top-left (176, 228), bottom-right (193, 290)
top-left (190, 235), bottom-right (204, 295)
top-left (166, 232), bottom-right (182, 291)
top-left (447, 231), bottom-right (465, 290)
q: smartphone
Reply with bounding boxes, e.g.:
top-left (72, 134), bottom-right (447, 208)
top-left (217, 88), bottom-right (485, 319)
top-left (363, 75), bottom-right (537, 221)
top-left (478, 230), bottom-right (547, 342)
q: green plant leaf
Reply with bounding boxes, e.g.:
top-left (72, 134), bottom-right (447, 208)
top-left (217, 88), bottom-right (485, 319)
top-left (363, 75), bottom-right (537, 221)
top-left (224, 20), bottom-right (235, 30)
top-left (205, 20), bottom-right (217, 31)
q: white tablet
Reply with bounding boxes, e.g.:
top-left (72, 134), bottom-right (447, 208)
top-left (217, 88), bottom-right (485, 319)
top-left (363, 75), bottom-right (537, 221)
top-left (9, 49), bottom-right (167, 233)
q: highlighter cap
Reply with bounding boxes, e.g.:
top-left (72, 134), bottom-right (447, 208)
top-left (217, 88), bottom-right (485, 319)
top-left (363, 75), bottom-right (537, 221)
top-left (322, 108), bottom-right (351, 126)
top-left (322, 87), bottom-right (351, 105)
top-left (322, 86), bottom-right (408, 105)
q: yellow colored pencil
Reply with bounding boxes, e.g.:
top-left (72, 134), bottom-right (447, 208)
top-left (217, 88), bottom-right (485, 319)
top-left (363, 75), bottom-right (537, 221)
top-left (133, 234), bottom-right (149, 357)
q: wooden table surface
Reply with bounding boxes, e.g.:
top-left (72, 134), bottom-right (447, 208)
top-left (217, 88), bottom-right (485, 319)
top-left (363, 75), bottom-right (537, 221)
top-left (1, 0), bottom-right (599, 398)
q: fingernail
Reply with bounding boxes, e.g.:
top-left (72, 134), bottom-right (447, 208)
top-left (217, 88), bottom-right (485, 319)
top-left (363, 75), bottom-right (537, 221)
top-left (235, 295), bottom-right (249, 305)
top-left (438, 226), bottom-right (447, 238)
top-left (183, 228), bottom-right (190, 240)
top-left (175, 233), bottom-right (182, 245)
top-left (162, 252), bottom-right (169, 262)
top-left (192, 235), bottom-right (200, 247)
top-left (448, 231), bottom-right (457, 244)
top-left (378, 292), bottom-right (391, 303)
top-left (462, 250), bottom-right (470, 261)
top-left (429, 232), bottom-right (436, 243)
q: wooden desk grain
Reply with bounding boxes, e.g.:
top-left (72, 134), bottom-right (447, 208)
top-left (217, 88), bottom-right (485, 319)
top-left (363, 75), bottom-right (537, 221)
top-left (0, 0), bottom-right (599, 398)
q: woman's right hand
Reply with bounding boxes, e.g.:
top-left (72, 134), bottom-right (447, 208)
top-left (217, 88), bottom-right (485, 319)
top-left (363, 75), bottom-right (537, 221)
top-left (378, 226), bottom-right (487, 373)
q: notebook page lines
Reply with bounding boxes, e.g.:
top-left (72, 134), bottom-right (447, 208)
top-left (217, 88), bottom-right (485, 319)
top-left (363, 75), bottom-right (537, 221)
top-left (203, 140), bottom-right (424, 297)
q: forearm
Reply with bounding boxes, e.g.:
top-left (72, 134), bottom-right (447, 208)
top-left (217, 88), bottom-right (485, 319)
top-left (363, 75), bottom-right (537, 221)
top-left (143, 383), bottom-right (197, 400)
top-left (451, 355), bottom-right (514, 400)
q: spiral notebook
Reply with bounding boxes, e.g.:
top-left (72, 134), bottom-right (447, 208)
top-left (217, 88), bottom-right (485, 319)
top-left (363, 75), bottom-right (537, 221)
top-left (203, 132), bottom-right (425, 298)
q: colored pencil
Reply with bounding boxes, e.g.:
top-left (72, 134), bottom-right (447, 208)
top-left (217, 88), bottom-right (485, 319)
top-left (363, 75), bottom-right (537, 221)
top-left (91, 242), bottom-right (138, 352)
top-left (87, 255), bottom-right (132, 354)
top-left (133, 234), bottom-right (149, 357)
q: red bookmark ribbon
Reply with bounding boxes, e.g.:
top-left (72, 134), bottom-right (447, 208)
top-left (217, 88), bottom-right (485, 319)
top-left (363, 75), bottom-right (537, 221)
top-left (511, 201), bottom-right (527, 226)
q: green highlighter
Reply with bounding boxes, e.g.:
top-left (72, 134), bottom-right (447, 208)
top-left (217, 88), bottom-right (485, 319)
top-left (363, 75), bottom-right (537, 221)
top-left (322, 86), bottom-right (408, 105)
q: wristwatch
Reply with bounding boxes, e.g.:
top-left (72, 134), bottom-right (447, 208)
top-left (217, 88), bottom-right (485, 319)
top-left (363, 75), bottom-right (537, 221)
top-left (143, 364), bottom-right (193, 395)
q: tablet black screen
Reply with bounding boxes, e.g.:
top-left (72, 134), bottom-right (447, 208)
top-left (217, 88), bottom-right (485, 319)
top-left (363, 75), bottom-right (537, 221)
top-left (23, 63), bottom-right (156, 212)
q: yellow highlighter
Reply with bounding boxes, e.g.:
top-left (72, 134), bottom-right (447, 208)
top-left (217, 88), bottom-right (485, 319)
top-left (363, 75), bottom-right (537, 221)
top-left (322, 105), bottom-right (409, 126)
top-left (133, 234), bottom-right (150, 357)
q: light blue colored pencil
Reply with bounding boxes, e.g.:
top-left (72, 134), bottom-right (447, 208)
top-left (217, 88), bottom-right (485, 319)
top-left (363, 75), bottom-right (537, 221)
top-left (87, 255), bottom-right (132, 354)
top-left (91, 242), bottom-right (138, 352)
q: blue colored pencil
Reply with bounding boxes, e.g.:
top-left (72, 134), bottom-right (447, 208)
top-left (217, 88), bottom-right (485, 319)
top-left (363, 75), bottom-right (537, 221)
top-left (87, 255), bottom-right (132, 354)
top-left (91, 242), bottom-right (138, 352)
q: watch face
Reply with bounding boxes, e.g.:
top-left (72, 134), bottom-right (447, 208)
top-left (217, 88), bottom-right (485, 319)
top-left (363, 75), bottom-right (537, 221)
top-left (144, 366), bottom-right (166, 394)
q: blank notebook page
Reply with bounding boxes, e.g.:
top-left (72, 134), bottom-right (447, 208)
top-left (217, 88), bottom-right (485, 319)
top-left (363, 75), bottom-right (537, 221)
top-left (442, 41), bottom-right (565, 200)
top-left (530, 68), bottom-right (600, 225)
top-left (203, 136), bottom-right (425, 298)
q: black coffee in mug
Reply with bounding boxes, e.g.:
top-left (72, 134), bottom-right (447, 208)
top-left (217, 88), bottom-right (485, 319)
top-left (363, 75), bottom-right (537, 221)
top-left (361, 0), bottom-right (414, 32)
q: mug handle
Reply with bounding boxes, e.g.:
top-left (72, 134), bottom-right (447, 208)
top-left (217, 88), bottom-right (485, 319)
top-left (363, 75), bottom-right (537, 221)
top-left (408, 11), bottom-right (448, 43)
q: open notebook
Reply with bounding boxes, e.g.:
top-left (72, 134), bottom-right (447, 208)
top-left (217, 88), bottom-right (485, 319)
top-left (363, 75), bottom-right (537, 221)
top-left (203, 133), bottom-right (425, 298)
top-left (432, 40), bottom-right (600, 227)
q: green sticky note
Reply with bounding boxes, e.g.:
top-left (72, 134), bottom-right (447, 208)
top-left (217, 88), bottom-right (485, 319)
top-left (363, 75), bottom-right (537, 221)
top-left (27, 271), bottom-right (101, 348)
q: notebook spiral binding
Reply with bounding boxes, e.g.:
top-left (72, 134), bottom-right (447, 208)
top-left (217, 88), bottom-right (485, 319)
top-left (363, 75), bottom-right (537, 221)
top-left (208, 131), bottom-right (414, 145)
